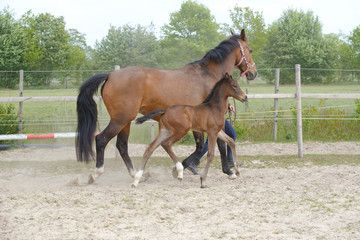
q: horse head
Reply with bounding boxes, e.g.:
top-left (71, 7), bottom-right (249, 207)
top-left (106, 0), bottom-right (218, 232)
top-left (224, 72), bottom-right (247, 102)
top-left (232, 29), bottom-right (257, 81)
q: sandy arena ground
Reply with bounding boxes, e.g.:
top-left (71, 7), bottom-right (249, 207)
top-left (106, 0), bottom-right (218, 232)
top-left (0, 142), bottom-right (360, 239)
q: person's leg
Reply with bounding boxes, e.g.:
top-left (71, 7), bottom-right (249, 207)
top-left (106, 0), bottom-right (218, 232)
top-left (188, 138), bottom-right (208, 175)
top-left (224, 119), bottom-right (237, 168)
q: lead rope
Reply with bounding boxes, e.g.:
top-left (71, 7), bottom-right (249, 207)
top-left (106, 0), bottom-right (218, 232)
top-left (229, 97), bottom-right (237, 126)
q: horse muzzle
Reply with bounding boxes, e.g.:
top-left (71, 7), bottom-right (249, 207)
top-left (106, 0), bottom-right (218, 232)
top-left (246, 70), bottom-right (257, 81)
top-left (239, 95), bottom-right (247, 103)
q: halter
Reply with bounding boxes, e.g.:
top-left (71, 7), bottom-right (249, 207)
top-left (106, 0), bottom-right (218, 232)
top-left (235, 41), bottom-right (255, 77)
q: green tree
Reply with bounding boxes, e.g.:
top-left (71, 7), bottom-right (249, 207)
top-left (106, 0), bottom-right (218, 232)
top-left (0, 8), bottom-right (27, 88)
top-left (346, 25), bottom-right (360, 81)
top-left (227, 6), bottom-right (267, 65)
top-left (348, 25), bottom-right (360, 68)
top-left (93, 24), bottom-right (159, 69)
top-left (66, 28), bottom-right (87, 70)
top-left (19, 11), bottom-right (87, 85)
top-left (0, 8), bottom-right (26, 72)
top-left (21, 11), bottom-right (70, 71)
top-left (263, 9), bottom-right (337, 84)
top-left (160, 0), bottom-right (222, 68)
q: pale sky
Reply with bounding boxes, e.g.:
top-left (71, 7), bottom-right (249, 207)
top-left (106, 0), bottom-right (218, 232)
top-left (1, 0), bottom-right (359, 47)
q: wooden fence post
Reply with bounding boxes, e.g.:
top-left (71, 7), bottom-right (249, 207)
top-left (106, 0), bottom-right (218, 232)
top-left (18, 70), bottom-right (24, 135)
top-left (295, 64), bottom-right (303, 158)
top-left (273, 68), bottom-right (280, 141)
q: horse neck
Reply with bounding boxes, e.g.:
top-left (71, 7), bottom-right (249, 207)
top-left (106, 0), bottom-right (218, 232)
top-left (206, 51), bottom-right (237, 78)
top-left (206, 82), bottom-right (230, 113)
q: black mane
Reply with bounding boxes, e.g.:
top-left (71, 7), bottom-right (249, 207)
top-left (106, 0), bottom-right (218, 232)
top-left (189, 35), bottom-right (240, 65)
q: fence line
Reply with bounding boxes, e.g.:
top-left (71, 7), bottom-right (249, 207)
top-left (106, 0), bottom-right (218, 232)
top-left (1, 93), bottom-right (360, 104)
top-left (1, 65), bottom-right (360, 157)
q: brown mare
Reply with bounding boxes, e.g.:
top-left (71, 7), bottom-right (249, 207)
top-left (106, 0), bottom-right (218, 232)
top-left (132, 73), bottom-right (247, 188)
top-left (76, 30), bottom-right (257, 183)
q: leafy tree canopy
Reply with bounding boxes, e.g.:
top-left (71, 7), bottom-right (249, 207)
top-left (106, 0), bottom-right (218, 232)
top-left (93, 24), bottom-right (159, 69)
top-left (0, 7), bottom-right (27, 71)
top-left (227, 6), bottom-right (268, 64)
top-left (160, 0), bottom-right (223, 68)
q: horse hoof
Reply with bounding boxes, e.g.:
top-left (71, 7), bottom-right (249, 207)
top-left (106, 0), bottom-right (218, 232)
top-left (131, 182), bottom-right (138, 188)
top-left (228, 173), bottom-right (237, 180)
top-left (200, 184), bottom-right (207, 188)
top-left (177, 176), bottom-right (183, 182)
top-left (235, 171), bottom-right (240, 176)
top-left (88, 174), bottom-right (95, 184)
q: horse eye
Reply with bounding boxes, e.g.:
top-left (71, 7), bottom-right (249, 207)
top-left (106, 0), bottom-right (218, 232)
top-left (250, 49), bottom-right (253, 53)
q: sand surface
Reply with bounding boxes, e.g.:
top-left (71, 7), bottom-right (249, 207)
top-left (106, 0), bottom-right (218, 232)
top-left (1, 142), bottom-right (359, 239)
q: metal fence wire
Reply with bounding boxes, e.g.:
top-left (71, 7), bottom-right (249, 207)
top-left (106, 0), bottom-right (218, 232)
top-left (0, 67), bottom-right (359, 146)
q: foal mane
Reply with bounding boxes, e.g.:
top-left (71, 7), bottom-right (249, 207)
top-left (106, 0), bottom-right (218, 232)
top-left (202, 75), bottom-right (229, 104)
top-left (189, 35), bottom-right (241, 65)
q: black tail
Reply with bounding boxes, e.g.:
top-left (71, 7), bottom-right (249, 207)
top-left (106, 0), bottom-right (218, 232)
top-left (76, 73), bottom-right (109, 163)
top-left (136, 109), bottom-right (166, 124)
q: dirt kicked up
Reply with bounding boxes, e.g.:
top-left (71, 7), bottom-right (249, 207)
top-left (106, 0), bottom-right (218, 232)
top-left (0, 142), bottom-right (359, 239)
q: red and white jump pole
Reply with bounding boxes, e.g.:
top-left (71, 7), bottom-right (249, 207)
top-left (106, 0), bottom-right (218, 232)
top-left (0, 132), bottom-right (76, 141)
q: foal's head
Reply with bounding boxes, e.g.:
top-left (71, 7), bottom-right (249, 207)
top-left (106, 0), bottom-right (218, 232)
top-left (223, 73), bottom-right (247, 102)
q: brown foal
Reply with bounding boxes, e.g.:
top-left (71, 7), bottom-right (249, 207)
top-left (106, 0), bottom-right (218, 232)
top-left (133, 73), bottom-right (247, 188)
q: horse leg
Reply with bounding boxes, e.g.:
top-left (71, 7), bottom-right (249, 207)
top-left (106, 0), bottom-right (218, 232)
top-left (116, 123), bottom-right (136, 178)
top-left (217, 138), bottom-right (233, 176)
top-left (162, 145), bottom-right (184, 181)
top-left (132, 127), bottom-right (172, 188)
top-left (181, 131), bottom-right (204, 169)
top-left (161, 130), bottom-right (190, 181)
top-left (217, 130), bottom-right (239, 179)
top-left (200, 133), bottom-right (217, 188)
top-left (88, 119), bottom-right (125, 184)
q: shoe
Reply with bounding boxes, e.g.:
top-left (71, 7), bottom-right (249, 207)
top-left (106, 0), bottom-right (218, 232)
top-left (187, 163), bottom-right (200, 175)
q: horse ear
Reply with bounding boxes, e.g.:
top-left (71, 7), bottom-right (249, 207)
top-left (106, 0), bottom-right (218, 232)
top-left (225, 72), bottom-right (230, 79)
top-left (240, 29), bottom-right (246, 41)
top-left (230, 29), bottom-right (235, 35)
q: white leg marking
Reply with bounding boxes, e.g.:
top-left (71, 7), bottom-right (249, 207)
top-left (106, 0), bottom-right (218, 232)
top-left (175, 162), bottom-right (184, 180)
top-left (96, 166), bottom-right (105, 174)
top-left (88, 166), bottom-right (105, 184)
top-left (228, 173), bottom-right (237, 180)
top-left (93, 166), bottom-right (104, 178)
top-left (132, 170), bottom-right (143, 188)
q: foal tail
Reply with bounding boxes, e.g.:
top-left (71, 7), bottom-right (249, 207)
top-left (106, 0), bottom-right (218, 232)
top-left (136, 109), bottom-right (166, 124)
top-left (76, 73), bottom-right (109, 163)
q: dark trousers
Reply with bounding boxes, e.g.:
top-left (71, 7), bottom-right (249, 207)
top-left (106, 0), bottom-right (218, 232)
top-left (193, 119), bottom-right (237, 165)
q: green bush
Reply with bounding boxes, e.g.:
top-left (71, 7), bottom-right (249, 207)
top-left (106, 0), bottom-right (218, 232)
top-left (0, 104), bottom-right (19, 144)
top-left (355, 99), bottom-right (360, 117)
top-left (233, 99), bottom-right (360, 142)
